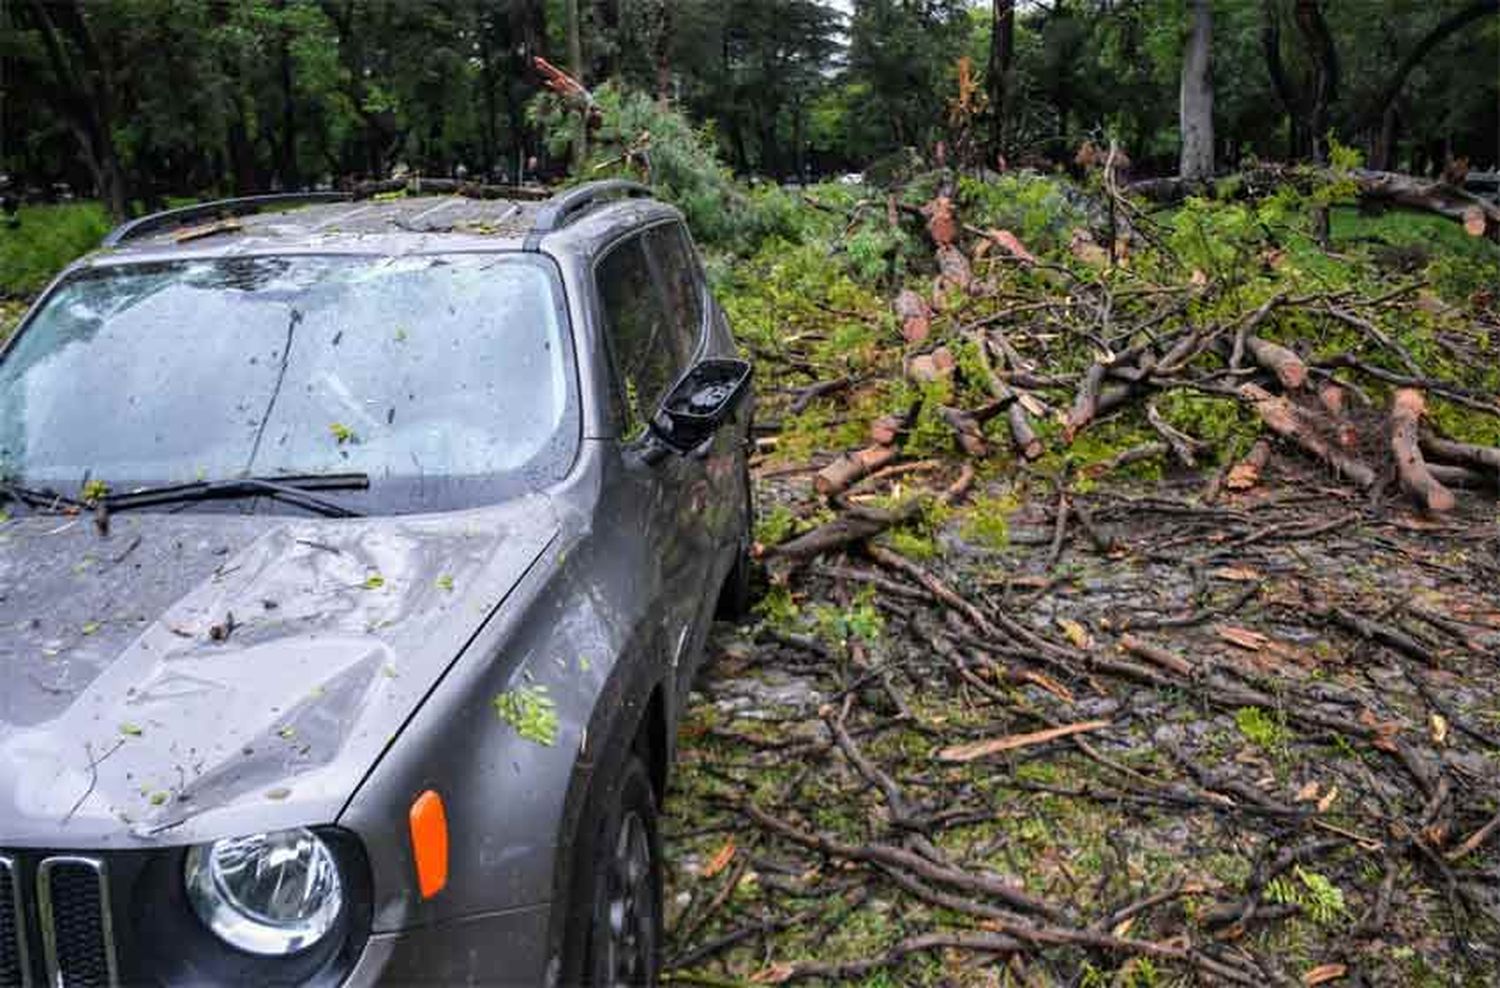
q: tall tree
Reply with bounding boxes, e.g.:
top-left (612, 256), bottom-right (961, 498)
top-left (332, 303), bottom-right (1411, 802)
top-left (12, 0), bottom-right (130, 219)
top-left (986, 0), bottom-right (1015, 163)
top-left (1292, 0), bottom-right (1338, 163)
top-left (1363, 0), bottom-right (1498, 169)
top-left (1179, 0), bottom-right (1214, 180)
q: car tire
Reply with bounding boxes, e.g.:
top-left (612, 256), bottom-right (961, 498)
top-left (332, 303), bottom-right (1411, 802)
top-left (569, 752), bottom-right (663, 987)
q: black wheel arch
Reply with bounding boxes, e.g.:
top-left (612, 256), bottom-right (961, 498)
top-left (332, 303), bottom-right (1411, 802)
top-left (546, 659), bottom-right (672, 985)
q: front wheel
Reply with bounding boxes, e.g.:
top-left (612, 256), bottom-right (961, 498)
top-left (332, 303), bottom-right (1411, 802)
top-left (570, 753), bottom-right (663, 987)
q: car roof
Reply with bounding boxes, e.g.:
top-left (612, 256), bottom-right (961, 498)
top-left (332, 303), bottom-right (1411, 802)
top-left (83, 182), bottom-right (683, 268)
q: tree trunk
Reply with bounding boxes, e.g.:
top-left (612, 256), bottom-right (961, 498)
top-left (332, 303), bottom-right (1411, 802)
top-left (16, 0), bottom-right (132, 220)
top-left (649, 0), bottom-right (672, 104)
top-left (1293, 0), bottom-right (1338, 164)
top-left (565, 0), bottom-right (586, 169)
top-left (1261, 1), bottom-right (1300, 158)
top-left (277, 19), bottom-right (299, 190)
top-left (1362, 0), bottom-right (1497, 140)
top-left (479, 23), bottom-right (497, 178)
top-left (985, 0), bottom-right (1015, 164)
top-left (589, 0), bottom-right (619, 81)
top-left (1179, 0), bottom-right (1214, 182)
top-left (1371, 102), bottom-right (1398, 172)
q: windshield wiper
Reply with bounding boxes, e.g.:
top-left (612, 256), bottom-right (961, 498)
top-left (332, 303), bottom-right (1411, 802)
top-left (103, 473), bottom-right (369, 518)
top-left (0, 480), bottom-right (86, 513)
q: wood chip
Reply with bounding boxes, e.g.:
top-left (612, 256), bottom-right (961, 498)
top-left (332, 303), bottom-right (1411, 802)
top-left (1303, 963), bottom-right (1348, 985)
top-left (1216, 625), bottom-right (1270, 651)
top-left (937, 720), bottom-right (1110, 763)
top-left (701, 838), bottom-right (737, 879)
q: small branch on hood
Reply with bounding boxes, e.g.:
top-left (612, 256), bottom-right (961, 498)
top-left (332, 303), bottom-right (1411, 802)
top-left (62, 738), bottom-right (126, 825)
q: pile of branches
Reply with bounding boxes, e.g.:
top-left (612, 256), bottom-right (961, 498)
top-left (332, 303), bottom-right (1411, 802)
top-left (660, 171), bottom-right (1500, 983)
top-left (668, 483), bottom-right (1500, 983)
top-left (771, 173), bottom-right (1500, 568)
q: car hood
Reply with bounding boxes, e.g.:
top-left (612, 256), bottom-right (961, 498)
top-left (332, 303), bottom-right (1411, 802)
top-left (0, 494), bottom-right (559, 847)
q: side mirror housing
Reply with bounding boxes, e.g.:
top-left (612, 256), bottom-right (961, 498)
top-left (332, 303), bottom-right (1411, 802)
top-left (649, 358), bottom-right (752, 453)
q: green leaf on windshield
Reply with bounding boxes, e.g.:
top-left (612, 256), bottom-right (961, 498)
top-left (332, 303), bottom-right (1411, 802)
top-left (363, 573), bottom-right (385, 590)
top-left (329, 422), bottom-right (355, 444)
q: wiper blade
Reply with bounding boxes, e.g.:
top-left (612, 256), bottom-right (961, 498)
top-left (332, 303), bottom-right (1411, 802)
top-left (0, 480), bottom-right (85, 513)
top-left (104, 473), bottom-right (369, 518)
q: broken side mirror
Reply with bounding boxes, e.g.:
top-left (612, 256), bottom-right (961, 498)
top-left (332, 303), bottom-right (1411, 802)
top-left (649, 357), bottom-right (752, 454)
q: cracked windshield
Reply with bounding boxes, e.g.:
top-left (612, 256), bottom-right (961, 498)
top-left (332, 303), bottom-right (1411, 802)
top-left (0, 254), bottom-right (572, 502)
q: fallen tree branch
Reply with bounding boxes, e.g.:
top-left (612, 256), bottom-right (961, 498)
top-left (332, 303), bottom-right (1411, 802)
top-left (1390, 389), bottom-right (1455, 512)
top-left (1239, 384), bottom-right (1376, 488)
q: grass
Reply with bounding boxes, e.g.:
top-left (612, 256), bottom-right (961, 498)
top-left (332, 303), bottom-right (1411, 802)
top-left (0, 201), bottom-right (111, 298)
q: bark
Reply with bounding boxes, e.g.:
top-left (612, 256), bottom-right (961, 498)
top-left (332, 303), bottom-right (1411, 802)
top-left (1351, 168), bottom-right (1500, 243)
top-left (1064, 363), bottom-right (1108, 443)
top-left (1007, 403), bottom-right (1043, 460)
top-left (1361, 1), bottom-right (1498, 140)
top-left (589, 0), bottom-right (619, 81)
top-left (1127, 167), bottom-right (1500, 242)
top-left (985, 0), bottom-right (1015, 162)
top-left (565, 0), bottom-right (586, 168)
top-left (767, 501), bottom-right (921, 561)
top-left (1245, 335), bottom-right (1307, 391)
top-left (1179, 0), bottom-right (1214, 182)
top-left (1391, 390), bottom-right (1455, 512)
top-left (1226, 439), bottom-right (1273, 491)
top-left (815, 446), bottom-right (899, 498)
top-left (16, 0), bottom-right (131, 220)
top-left (277, 13), bottom-right (299, 191)
top-left (1419, 430), bottom-right (1500, 473)
top-left (1293, 0), bottom-right (1339, 164)
top-left (1261, 1), bottom-right (1300, 159)
top-left (1239, 383), bottom-right (1375, 488)
top-left (652, 0), bottom-right (672, 104)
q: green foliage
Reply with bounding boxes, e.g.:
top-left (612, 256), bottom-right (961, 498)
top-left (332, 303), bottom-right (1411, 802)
top-left (755, 504), bottom-right (801, 547)
top-left (754, 584), bottom-right (801, 633)
top-left (1267, 866), bottom-right (1348, 927)
top-left (1156, 391), bottom-right (1258, 459)
top-left (492, 685), bottom-right (559, 746)
top-left (0, 203), bottom-right (110, 297)
top-left (884, 527), bottom-right (937, 561)
top-left (957, 173), bottom-right (1084, 252)
top-left (1235, 706), bottom-right (1289, 750)
top-left (531, 83), bottom-right (801, 255)
top-left (810, 589), bottom-right (884, 648)
top-left (959, 492), bottom-right (1017, 550)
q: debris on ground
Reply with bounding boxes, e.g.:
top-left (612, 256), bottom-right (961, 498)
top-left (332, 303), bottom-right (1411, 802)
top-left (660, 156), bottom-right (1500, 984)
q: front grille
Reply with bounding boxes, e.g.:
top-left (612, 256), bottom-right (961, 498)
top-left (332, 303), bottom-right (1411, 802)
top-left (0, 854), bottom-right (118, 988)
top-left (0, 856), bottom-right (26, 988)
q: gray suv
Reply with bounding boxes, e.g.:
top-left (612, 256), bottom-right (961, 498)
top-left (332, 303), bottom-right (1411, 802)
top-left (0, 181), bottom-right (753, 986)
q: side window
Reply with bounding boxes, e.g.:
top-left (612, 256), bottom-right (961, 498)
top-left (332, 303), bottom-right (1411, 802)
top-left (596, 235), bottom-right (680, 436)
top-left (644, 223), bottom-right (705, 364)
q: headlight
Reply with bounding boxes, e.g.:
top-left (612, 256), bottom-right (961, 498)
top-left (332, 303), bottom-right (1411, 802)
top-left (184, 827), bottom-right (344, 956)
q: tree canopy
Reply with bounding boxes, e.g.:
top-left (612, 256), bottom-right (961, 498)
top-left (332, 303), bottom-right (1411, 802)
top-left (3, 0), bottom-right (1495, 220)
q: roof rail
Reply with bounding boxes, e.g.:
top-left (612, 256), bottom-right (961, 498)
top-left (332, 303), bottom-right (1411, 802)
top-left (524, 180), bottom-right (652, 249)
top-left (100, 192), bottom-right (351, 247)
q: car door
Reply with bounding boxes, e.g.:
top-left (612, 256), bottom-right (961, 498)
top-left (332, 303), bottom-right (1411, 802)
top-left (594, 230), bottom-right (712, 685)
top-left (642, 220), bottom-right (744, 569)
top-left (640, 223), bottom-right (736, 662)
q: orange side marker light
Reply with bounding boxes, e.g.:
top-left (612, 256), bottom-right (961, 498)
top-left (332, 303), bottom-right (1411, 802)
top-left (409, 789), bottom-right (449, 899)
